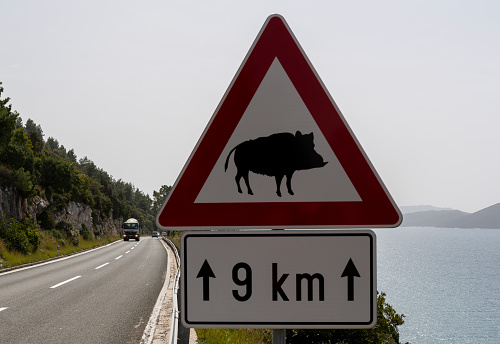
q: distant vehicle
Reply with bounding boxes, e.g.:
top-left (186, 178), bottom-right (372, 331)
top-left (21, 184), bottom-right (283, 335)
top-left (123, 218), bottom-right (140, 241)
top-left (152, 231), bottom-right (159, 238)
top-left (161, 231), bottom-right (167, 236)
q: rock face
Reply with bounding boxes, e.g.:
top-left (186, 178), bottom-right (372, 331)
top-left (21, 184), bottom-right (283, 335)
top-left (0, 186), bottom-right (48, 220)
top-left (53, 201), bottom-right (93, 231)
top-left (0, 186), bottom-right (121, 236)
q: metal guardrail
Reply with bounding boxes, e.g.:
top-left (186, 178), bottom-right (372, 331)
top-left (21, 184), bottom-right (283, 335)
top-left (163, 236), bottom-right (181, 344)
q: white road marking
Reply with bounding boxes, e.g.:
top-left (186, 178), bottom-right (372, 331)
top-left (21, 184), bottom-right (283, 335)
top-left (141, 237), bottom-right (172, 344)
top-left (115, 255), bottom-right (123, 260)
top-left (95, 263), bottom-right (109, 270)
top-left (50, 276), bottom-right (82, 289)
top-left (126, 250), bottom-right (130, 254)
top-left (0, 307), bottom-right (8, 312)
top-left (131, 247), bottom-right (135, 250)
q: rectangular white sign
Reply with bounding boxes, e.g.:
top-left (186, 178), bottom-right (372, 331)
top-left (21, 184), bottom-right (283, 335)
top-left (181, 230), bottom-right (376, 328)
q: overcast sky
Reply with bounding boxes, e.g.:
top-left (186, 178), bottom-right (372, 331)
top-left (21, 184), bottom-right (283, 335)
top-left (2, 1), bottom-right (499, 213)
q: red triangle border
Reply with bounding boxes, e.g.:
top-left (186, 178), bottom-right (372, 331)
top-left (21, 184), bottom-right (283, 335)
top-left (157, 15), bottom-right (402, 229)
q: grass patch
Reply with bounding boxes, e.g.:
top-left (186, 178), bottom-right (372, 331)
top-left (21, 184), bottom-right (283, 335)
top-left (196, 329), bottom-right (271, 344)
top-left (169, 232), bottom-right (181, 250)
top-left (0, 231), bottom-right (121, 269)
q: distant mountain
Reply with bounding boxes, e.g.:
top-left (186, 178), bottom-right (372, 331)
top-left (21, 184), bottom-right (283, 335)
top-left (400, 203), bottom-right (500, 229)
top-left (400, 205), bottom-right (453, 214)
top-left (442, 203), bottom-right (500, 229)
top-left (401, 209), bottom-right (469, 227)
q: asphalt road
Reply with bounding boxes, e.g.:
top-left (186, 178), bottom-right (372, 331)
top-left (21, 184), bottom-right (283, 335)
top-left (0, 237), bottom-right (169, 344)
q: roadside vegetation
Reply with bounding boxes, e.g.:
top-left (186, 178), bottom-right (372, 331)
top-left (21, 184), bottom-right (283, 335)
top-left (196, 329), bottom-right (272, 344)
top-left (0, 81), bottom-right (171, 269)
top-left (0, 223), bottom-right (120, 269)
top-left (196, 292), bottom-right (408, 344)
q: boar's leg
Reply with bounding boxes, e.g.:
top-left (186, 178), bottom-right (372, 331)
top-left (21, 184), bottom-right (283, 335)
top-left (235, 174), bottom-right (243, 194)
top-left (285, 172), bottom-right (294, 196)
top-left (235, 169), bottom-right (253, 195)
top-left (275, 175), bottom-right (284, 197)
top-left (243, 172), bottom-right (253, 195)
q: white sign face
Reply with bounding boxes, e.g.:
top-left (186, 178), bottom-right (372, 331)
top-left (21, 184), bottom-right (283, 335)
top-left (181, 230), bottom-right (376, 329)
top-left (195, 58), bottom-right (361, 204)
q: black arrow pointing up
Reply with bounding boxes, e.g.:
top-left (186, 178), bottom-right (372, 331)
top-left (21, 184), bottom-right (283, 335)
top-left (196, 259), bottom-right (216, 301)
top-left (341, 258), bottom-right (360, 301)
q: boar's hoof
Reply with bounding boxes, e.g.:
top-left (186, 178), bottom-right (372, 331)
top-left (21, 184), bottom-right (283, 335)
top-left (276, 190), bottom-right (282, 197)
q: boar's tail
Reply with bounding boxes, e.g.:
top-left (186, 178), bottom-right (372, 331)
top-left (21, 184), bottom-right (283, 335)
top-left (224, 146), bottom-right (237, 172)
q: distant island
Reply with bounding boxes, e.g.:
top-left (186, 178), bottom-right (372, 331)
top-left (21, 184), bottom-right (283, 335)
top-left (400, 204), bottom-right (500, 229)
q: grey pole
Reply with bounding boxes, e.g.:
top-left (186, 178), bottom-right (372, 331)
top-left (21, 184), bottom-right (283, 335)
top-left (273, 329), bottom-right (286, 344)
top-left (272, 228), bottom-right (286, 344)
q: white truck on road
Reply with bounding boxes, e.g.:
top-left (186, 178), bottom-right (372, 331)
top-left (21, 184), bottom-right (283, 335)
top-left (122, 218), bottom-right (140, 241)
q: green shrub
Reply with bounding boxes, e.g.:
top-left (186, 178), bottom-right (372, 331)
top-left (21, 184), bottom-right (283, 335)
top-left (81, 224), bottom-right (92, 241)
top-left (50, 228), bottom-right (63, 240)
top-left (55, 220), bottom-right (73, 234)
top-left (0, 216), bottom-right (40, 254)
top-left (13, 167), bottom-right (34, 197)
top-left (55, 221), bottom-right (79, 245)
top-left (51, 192), bottom-right (70, 211)
top-left (70, 231), bottom-right (79, 246)
top-left (286, 292), bottom-right (408, 344)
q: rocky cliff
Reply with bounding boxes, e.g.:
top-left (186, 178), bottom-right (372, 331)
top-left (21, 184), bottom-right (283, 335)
top-left (0, 186), bottom-right (49, 220)
top-left (0, 186), bottom-right (121, 236)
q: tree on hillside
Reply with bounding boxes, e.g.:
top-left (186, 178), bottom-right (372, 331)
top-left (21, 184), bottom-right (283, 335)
top-left (4, 128), bottom-right (34, 171)
top-left (25, 118), bottom-right (44, 139)
top-left (0, 82), bottom-right (19, 149)
top-left (46, 137), bottom-right (59, 151)
top-left (0, 84), bottom-right (35, 195)
top-left (67, 149), bottom-right (77, 163)
top-left (0, 81), bottom-right (160, 236)
top-left (152, 184), bottom-right (172, 215)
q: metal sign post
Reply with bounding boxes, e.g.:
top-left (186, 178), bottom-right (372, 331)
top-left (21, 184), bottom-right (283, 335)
top-left (273, 329), bottom-right (286, 344)
top-left (272, 229), bottom-right (286, 344)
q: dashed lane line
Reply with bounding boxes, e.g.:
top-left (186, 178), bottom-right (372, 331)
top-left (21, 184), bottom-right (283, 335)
top-left (47, 240), bottom-right (145, 289)
top-left (95, 263), bottom-right (109, 270)
top-left (50, 276), bottom-right (82, 289)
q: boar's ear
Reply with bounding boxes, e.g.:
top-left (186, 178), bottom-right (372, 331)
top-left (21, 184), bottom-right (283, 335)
top-left (295, 131), bottom-right (302, 137)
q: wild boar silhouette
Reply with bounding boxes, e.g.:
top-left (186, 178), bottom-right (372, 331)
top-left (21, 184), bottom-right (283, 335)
top-left (224, 131), bottom-right (328, 197)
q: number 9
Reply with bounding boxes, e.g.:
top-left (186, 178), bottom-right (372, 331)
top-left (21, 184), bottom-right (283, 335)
top-left (232, 262), bottom-right (252, 301)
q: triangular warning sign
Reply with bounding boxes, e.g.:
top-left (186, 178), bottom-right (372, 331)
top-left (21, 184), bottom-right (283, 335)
top-left (157, 14), bottom-right (402, 230)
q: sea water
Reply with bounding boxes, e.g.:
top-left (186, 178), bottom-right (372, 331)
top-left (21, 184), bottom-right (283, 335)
top-left (374, 227), bottom-right (500, 344)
